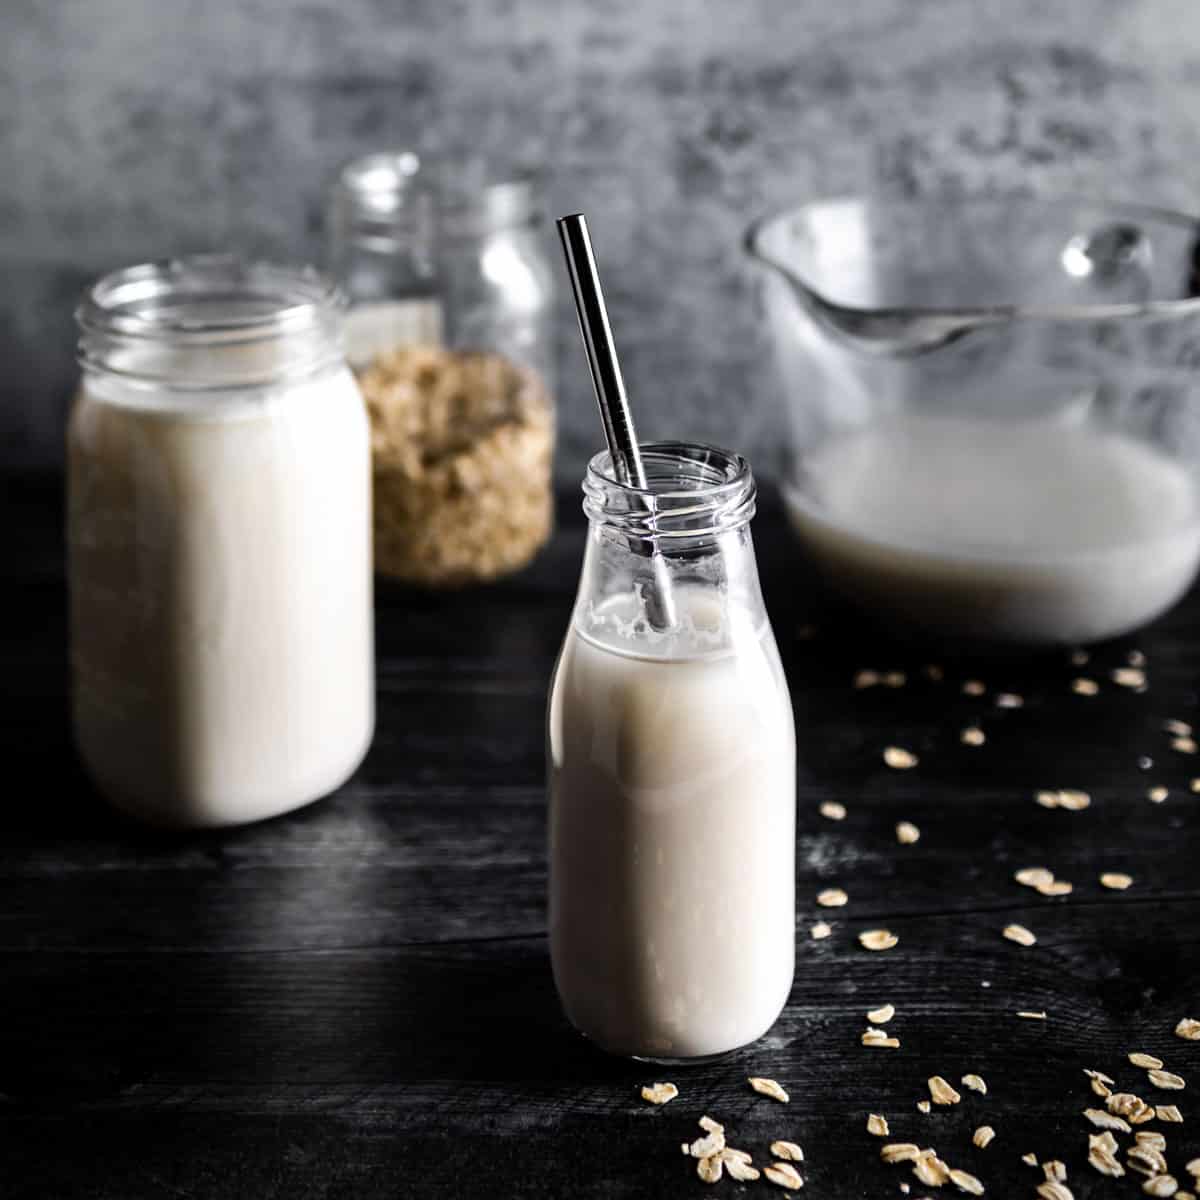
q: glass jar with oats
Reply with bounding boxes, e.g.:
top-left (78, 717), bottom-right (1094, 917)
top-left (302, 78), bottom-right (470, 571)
top-left (328, 153), bottom-right (556, 586)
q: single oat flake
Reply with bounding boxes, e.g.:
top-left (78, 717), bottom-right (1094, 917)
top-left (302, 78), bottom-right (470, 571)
top-left (817, 887), bottom-right (849, 908)
top-left (973, 1125), bottom-right (996, 1148)
top-left (1044, 1160), bottom-right (1067, 1181)
top-left (963, 679), bottom-right (986, 695)
top-left (996, 691), bottom-right (1024, 708)
top-left (1016, 867), bottom-right (1055, 888)
top-left (763, 1161), bottom-right (804, 1190)
top-left (1130, 1052), bottom-right (1165, 1069)
top-left (1149, 786), bottom-right (1169, 803)
top-left (961, 726), bottom-right (986, 745)
top-left (723, 1152), bottom-right (760, 1182)
top-left (1157, 1106), bottom-right (1183, 1123)
top-left (867, 1114), bottom-right (890, 1136)
top-left (882, 671), bottom-right (906, 688)
top-left (896, 821), bottom-right (921, 845)
top-left (1036, 1183), bottom-right (1074, 1200)
top-left (1023, 1153), bottom-right (1039, 1166)
top-left (1112, 666), bottom-right (1147, 688)
top-left (1004, 923), bottom-right (1037, 946)
top-left (771, 1141), bottom-right (804, 1162)
top-left (913, 1151), bottom-right (952, 1187)
top-left (819, 800), bottom-right (847, 821)
top-left (917, 1100), bottom-right (932, 1114)
top-left (853, 669), bottom-right (880, 689)
top-left (1166, 718), bottom-right (1193, 736)
top-left (1017, 1010), bottom-right (1048, 1020)
top-left (1038, 879), bottom-right (1074, 897)
top-left (640, 1081), bottom-right (678, 1104)
top-left (1176, 1018), bottom-right (1200, 1041)
top-left (1149, 1069), bottom-right (1187, 1091)
top-left (689, 1130), bottom-right (726, 1159)
top-left (949, 1167), bottom-right (985, 1194)
top-left (881, 1144), bottom-right (922, 1164)
top-left (1143, 1176), bottom-right (1180, 1197)
top-left (884, 746), bottom-right (919, 770)
top-left (1173, 736), bottom-right (1198, 754)
top-left (862, 1027), bottom-right (901, 1049)
top-left (867, 1003), bottom-right (896, 1024)
top-left (749, 1076), bottom-right (790, 1103)
top-left (962, 1073), bottom-right (988, 1094)
top-left (810, 921), bottom-right (832, 940)
top-left (860, 929), bottom-right (899, 951)
top-left (1072, 678), bottom-right (1100, 695)
top-left (698, 1116), bottom-right (723, 1135)
top-left (1085, 1108), bottom-right (1132, 1132)
top-left (929, 1075), bottom-right (963, 1105)
top-left (696, 1155), bottom-right (723, 1184)
top-left (1102, 873), bottom-right (1135, 890)
top-left (1137, 1132), bottom-right (1168, 1151)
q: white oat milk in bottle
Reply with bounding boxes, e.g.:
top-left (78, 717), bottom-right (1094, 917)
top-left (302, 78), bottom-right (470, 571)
top-left (548, 442), bottom-right (795, 1061)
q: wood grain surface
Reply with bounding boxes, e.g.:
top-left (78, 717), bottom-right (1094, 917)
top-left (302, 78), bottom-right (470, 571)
top-left (3, 475), bottom-right (1199, 1199)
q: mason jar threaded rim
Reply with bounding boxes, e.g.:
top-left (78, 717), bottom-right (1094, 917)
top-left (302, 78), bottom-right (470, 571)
top-left (583, 441), bottom-right (756, 539)
top-left (76, 254), bottom-right (346, 390)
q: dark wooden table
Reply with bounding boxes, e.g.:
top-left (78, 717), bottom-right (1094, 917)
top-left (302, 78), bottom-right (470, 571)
top-left (4, 474), bottom-right (1200, 1199)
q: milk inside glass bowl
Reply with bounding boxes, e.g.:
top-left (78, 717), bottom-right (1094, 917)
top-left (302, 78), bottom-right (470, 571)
top-left (746, 198), bottom-right (1200, 644)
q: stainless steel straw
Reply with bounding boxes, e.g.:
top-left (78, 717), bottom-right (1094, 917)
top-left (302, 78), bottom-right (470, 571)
top-left (556, 213), bottom-right (677, 630)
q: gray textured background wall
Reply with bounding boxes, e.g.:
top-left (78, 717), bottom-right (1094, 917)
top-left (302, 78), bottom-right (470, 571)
top-left (5, 0), bottom-right (1200, 478)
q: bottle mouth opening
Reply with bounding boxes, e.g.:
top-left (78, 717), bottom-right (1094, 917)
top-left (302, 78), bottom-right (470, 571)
top-left (76, 255), bottom-right (345, 389)
top-left (583, 441), bottom-right (756, 537)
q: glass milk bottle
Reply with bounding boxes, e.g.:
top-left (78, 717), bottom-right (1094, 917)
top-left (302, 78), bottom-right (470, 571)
top-left (548, 442), bottom-right (795, 1061)
top-left (69, 256), bottom-right (375, 828)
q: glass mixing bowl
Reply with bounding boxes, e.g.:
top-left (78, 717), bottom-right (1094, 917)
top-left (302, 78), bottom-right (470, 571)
top-left (747, 197), bottom-right (1200, 644)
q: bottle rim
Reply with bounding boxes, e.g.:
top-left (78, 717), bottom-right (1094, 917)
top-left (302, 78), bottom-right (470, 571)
top-left (583, 441), bottom-right (756, 538)
top-left (76, 255), bottom-right (346, 389)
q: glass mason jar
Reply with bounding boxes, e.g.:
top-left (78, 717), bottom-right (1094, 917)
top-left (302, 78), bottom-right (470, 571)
top-left (547, 443), bottom-right (795, 1062)
top-left (327, 153), bottom-right (556, 587)
top-left (69, 255), bottom-right (375, 828)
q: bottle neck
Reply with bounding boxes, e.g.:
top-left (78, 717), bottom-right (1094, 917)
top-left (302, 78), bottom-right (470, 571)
top-left (573, 443), bottom-right (767, 653)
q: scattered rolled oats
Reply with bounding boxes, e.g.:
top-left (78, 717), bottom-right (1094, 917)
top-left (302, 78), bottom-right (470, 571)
top-left (1004, 923), bottom-right (1037, 946)
top-left (973, 1125), bottom-right (995, 1148)
top-left (817, 887), bottom-right (849, 908)
top-left (1038, 878), bottom-right (1074, 896)
top-left (640, 1081), bottom-right (678, 1104)
top-left (862, 1027), bottom-right (901, 1049)
top-left (771, 1141), bottom-right (804, 1162)
top-left (1149, 787), bottom-right (1169, 803)
top-left (763, 1161), bottom-right (804, 1190)
top-left (962, 1074), bottom-right (988, 1094)
top-left (723, 1153), bottom-right (760, 1182)
top-left (867, 1114), bottom-right (889, 1137)
top-left (853, 670), bottom-right (880, 689)
top-left (1036, 1183), bottom-right (1074, 1200)
top-left (949, 1167), bottom-right (985, 1194)
top-left (1149, 1069), bottom-right (1186, 1091)
top-left (1131, 1053), bottom-right (1165, 1069)
top-left (1085, 1108), bottom-right (1132, 1132)
top-left (913, 1150), bottom-right (953, 1187)
top-left (917, 1100), bottom-right (931, 1114)
top-left (1113, 667), bottom-right (1147, 688)
top-left (929, 1075), bottom-right (963, 1105)
top-left (1017, 1010), bottom-right (1048, 1020)
top-left (1176, 1019), bottom-right (1200, 1041)
top-left (696, 1154), bottom-right (723, 1183)
top-left (749, 1077), bottom-right (790, 1103)
top-left (996, 692), bottom-right (1024, 708)
top-left (1103, 872), bottom-right (1135, 890)
top-left (818, 800), bottom-right (846, 821)
top-left (896, 821), bottom-right (921, 845)
top-left (867, 1003), bottom-right (895, 1024)
top-left (884, 746), bottom-right (919, 770)
top-left (1016, 867), bottom-right (1056, 888)
top-left (810, 921), bottom-right (832, 940)
top-left (961, 726), bottom-right (986, 746)
top-left (1090, 1131), bottom-right (1125, 1177)
top-left (1143, 1175), bottom-right (1179, 1196)
top-left (860, 929), bottom-right (899, 951)
top-left (881, 1144), bottom-right (922, 1164)
top-left (1157, 1106), bottom-right (1183, 1123)
top-left (689, 1130), bottom-right (726, 1159)
top-left (1072, 678), bottom-right (1100, 695)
